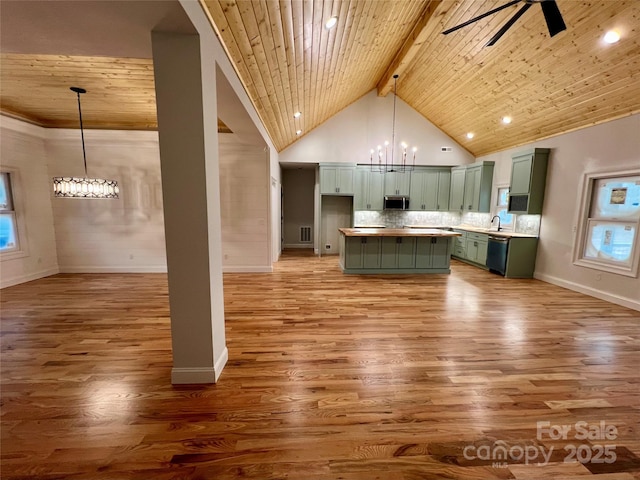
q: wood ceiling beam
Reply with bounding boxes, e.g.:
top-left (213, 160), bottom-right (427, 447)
top-left (376, 0), bottom-right (442, 97)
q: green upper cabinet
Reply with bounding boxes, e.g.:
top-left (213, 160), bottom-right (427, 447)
top-left (462, 161), bottom-right (494, 213)
top-left (508, 148), bottom-right (550, 214)
top-left (320, 164), bottom-right (355, 195)
top-left (436, 170), bottom-right (451, 211)
top-left (410, 169), bottom-right (451, 211)
top-left (354, 167), bottom-right (384, 210)
top-left (449, 167), bottom-right (466, 211)
top-left (384, 171), bottom-right (411, 196)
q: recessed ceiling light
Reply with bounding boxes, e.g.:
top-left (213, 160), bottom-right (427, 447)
top-left (502, 116), bottom-right (512, 124)
top-left (466, 132), bottom-right (475, 139)
top-left (296, 129), bottom-right (302, 135)
top-left (325, 16), bottom-right (338, 29)
top-left (603, 30), bottom-right (620, 44)
top-left (293, 111), bottom-right (301, 118)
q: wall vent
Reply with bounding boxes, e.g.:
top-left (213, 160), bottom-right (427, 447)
top-left (441, 146), bottom-right (453, 152)
top-left (299, 226), bottom-right (312, 243)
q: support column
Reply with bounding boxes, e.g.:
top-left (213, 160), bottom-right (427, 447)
top-left (152, 31), bottom-right (227, 383)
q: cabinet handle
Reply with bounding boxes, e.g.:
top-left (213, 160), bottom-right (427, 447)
top-left (468, 205), bottom-right (472, 210)
top-left (474, 241), bottom-right (478, 246)
top-left (361, 238), bottom-right (367, 244)
top-left (437, 204), bottom-right (440, 209)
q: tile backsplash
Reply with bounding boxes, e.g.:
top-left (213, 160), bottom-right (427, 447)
top-left (355, 210), bottom-right (461, 228)
top-left (354, 210), bottom-right (541, 235)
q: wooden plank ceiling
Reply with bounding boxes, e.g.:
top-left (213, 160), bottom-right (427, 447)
top-left (1, 0), bottom-right (639, 157)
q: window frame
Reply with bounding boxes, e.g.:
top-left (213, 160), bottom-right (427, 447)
top-left (0, 169), bottom-right (28, 261)
top-left (573, 168), bottom-right (640, 278)
top-left (492, 184), bottom-right (515, 231)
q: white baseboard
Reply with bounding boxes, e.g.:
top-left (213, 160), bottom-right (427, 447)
top-left (283, 243), bottom-right (314, 249)
top-left (223, 265), bottom-right (273, 273)
top-left (534, 272), bottom-right (640, 311)
top-left (171, 347), bottom-right (228, 384)
top-left (59, 265), bottom-right (168, 273)
top-left (214, 347), bottom-right (228, 382)
top-left (0, 267), bottom-right (59, 289)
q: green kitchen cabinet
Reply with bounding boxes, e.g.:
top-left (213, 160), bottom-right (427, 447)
top-left (354, 167), bottom-right (384, 210)
top-left (449, 167), bottom-right (466, 211)
top-left (465, 232), bottom-right (488, 267)
top-left (451, 229), bottom-right (467, 259)
top-left (436, 170), bottom-right (451, 211)
top-left (462, 161), bottom-right (494, 213)
top-left (381, 237), bottom-right (416, 269)
top-left (415, 237), bottom-right (450, 269)
top-left (344, 236), bottom-right (381, 269)
top-left (384, 171), bottom-right (411, 196)
top-left (320, 164), bottom-right (355, 195)
top-left (410, 169), bottom-right (451, 211)
top-left (504, 237), bottom-right (539, 278)
top-left (508, 148), bottom-right (550, 214)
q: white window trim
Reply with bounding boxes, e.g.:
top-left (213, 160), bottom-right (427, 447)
top-left (573, 167), bottom-right (640, 278)
top-left (0, 167), bottom-right (29, 261)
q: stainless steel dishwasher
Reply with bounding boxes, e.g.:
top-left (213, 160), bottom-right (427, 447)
top-left (486, 235), bottom-right (509, 275)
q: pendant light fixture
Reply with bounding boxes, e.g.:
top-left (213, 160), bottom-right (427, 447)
top-left (52, 87), bottom-right (119, 199)
top-left (370, 74), bottom-right (416, 173)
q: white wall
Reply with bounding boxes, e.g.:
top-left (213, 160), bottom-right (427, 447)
top-left (478, 114), bottom-right (640, 310)
top-left (46, 129), bottom-right (167, 272)
top-left (0, 116), bottom-right (274, 282)
top-left (219, 137), bottom-right (271, 271)
top-left (321, 196), bottom-right (353, 255)
top-left (0, 117), bottom-right (59, 287)
top-left (280, 90), bottom-right (475, 166)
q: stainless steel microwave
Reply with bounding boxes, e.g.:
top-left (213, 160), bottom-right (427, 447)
top-left (384, 196), bottom-right (410, 210)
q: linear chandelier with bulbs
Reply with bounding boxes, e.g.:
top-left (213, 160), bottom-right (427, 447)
top-left (52, 87), bottom-right (119, 199)
top-left (370, 74), bottom-right (416, 173)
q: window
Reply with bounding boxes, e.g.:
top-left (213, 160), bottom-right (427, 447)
top-left (574, 170), bottom-right (640, 277)
top-left (0, 172), bottom-right (19, 253)
top-left (493, 186), bottom-right (514, 230)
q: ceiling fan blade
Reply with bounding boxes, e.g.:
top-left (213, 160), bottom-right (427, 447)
top-left (486, 2), bottom-right (532, 46)
top-left (442, 0), bottom-right (522, 35)
top-left (540, 0), bottom-right (567, 37)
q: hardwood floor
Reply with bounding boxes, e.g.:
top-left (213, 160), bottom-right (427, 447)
top-left (1, 251), bottom-right (639, 479)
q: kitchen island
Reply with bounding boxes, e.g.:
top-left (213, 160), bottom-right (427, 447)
top-left (338, 228), bottom-right (461, 274)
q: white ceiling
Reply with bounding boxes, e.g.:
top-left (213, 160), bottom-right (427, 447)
top-left (0, 0), bottom-right (194, 58)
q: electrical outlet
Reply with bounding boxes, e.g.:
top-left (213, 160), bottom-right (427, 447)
top-left (325, 244), bottom-right (331, 250)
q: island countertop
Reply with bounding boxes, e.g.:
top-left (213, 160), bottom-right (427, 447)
top-left (339, 228), bottom-right (461, 237)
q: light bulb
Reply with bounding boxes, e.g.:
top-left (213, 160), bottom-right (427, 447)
top-left (502, 116), bottom-right (512, 124)
top-left (325, 16), bottom-right (338, 29)
top-left (412, 147), bottom-right (417, 152)
top-left (603, 30), bottom-right (620, 44)
top-left (466, 132), bottom-right (475, 139)
top-left (293, 111), bottom-right (301, 118)
top-left (296, 129), bottom-right (302, 135)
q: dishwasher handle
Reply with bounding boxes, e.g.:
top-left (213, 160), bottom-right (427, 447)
top-left (489, 235), bottom-right (510, 243)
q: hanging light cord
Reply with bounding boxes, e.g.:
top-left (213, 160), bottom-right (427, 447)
top-left (391, 75), bottom-right (398, 166)
top-left (73, 88), bottom-right (88, 177)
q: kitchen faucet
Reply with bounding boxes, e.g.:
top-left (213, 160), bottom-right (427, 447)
top-left (491, 215), bottom-right (502, 231)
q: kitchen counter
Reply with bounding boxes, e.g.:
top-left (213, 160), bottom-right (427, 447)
top-left (405, 224), bottom-right (538, 238)
top-left (338, 228), bottom-right (459, 274)
top-left (339, 228), bottom-right (461, 238)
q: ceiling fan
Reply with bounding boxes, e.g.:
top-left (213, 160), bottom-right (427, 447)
top-left (442, 0), bottom-right (566, 47)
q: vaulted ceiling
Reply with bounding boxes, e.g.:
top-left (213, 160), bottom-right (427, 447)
top-left (1, 0), bottom-right (639, 157)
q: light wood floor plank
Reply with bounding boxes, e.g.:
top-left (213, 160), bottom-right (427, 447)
top-left (1, 251), bottom-right (639, 479)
